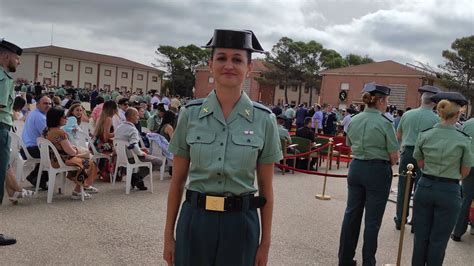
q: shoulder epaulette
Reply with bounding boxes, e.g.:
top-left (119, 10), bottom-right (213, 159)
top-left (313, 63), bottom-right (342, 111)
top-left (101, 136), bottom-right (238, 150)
top-left (421, 127), bottom-right (434, 133)
top-left (185, 98), bottom-right (204, 108)
top-left (381, 113), bottom-right (393, 123)
top-left (252, 102), bottom-right (271, 113)
top-left (456, 129), bottom-right (471, 138)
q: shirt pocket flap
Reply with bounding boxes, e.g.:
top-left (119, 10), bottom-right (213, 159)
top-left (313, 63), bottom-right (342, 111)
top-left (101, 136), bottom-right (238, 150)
top-left (186, 132), bottom-right (216, 144)
top-left (231, 135), bottom-right (263, 148)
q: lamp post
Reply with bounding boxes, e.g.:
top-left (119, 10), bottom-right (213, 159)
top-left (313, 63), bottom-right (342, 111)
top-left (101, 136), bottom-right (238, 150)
top-left (51, 71), bottom-right (57, 87)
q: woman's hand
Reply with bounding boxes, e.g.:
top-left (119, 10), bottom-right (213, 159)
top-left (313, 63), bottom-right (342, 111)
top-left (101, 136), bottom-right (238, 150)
top-left (254, 242), bottom-right (270, 266)
top-left (163, 236), bottom-right (176, 266)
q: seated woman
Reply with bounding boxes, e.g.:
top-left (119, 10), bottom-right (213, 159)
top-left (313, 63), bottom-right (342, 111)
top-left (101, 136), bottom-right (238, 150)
top-left (43, 107), bottom-right (98, 199)
top-left (157, 110), bottom-right (175, 142)
top-left (12, 96), bottom-right (26, 122)
top-left (64, 103), bottom-right (86, 146)
top-left (93, 100), bottom-right (118, 182)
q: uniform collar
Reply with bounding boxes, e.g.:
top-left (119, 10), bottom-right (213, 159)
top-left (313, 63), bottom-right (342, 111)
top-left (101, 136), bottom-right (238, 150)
top-left (0, 66), bottom-right (13, 79)
top-left (364, 107), bottom-right (381, 114)
top-left (198, 90), bottom-right (254, 123)
top-left (434, 123), bottom-right (456, 130)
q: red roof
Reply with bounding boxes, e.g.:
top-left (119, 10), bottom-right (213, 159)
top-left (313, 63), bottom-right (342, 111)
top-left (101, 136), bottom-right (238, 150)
top-left (23, 45), bottom-right (163, 73)
top-left (320, 60), bottom-right (427, 77)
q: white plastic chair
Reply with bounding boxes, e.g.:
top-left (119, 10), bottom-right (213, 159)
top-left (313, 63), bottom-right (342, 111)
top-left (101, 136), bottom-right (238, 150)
top-left (76, 131), bottom-right (113, 182)
top-left (112, 139), bottom-right (153, 194)
top-left (36, 137), bottom-right (84, 203)
top-left (9, 131), bottom-right (40, 183)
top-left (13, 120), bottom-right (25, 136)
top-left (149, 140), bottom-right (166, 181)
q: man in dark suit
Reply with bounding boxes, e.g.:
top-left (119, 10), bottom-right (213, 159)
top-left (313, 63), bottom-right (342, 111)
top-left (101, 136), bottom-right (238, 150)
top-left (296, 117), bottom-right (315, 143)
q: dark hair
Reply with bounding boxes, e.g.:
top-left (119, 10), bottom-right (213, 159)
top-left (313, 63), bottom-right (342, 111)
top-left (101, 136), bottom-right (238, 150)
top-left (26, 93), bottom-right (33, 104)
top-left (46, 107), bottom-right (66, 128)
top-left (118, 98), bottom-right (129, 105)
top-left (211, 48), bottom-right (252, 63)
top-left (158, 111), bottom-right (176, 132)
top-left (13, 96), bottom-right (26, 111)
top-left (96, 96), bottom-right (105, 105)
top-left (35, 94), bottom-right (49, 103)
top-left (304, 117), bottom-right (312, 126)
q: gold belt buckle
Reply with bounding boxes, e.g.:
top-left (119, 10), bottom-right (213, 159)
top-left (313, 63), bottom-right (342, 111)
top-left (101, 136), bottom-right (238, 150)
top-left (205, 196), bottom-right (225, 212)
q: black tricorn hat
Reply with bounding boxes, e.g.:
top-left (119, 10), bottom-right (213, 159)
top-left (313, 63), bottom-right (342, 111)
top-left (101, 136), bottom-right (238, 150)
top-left (430, 91), bottom-right (468, 106)
top-left (0, 39), bottom-right (22, 56)
top-left (362, 82), bottom-right (391, 96)
top-left (202, 29), bottom-right (265, 53)
top-left (418, 85), bottom-right (441, 94)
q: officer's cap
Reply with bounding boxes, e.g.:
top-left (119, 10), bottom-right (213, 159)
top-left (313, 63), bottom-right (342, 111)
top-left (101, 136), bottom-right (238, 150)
top-left (418, 85), bottom-right (440, 94)
top-left (0, 39), bottom-right (22, 56)
top-left (276, 114), bottom-right (287, 120)
top-left (203, 29), bottom-right (265, 53)
top-left (362, 82), bottom-right (391, 96)
top-left (430, 92), bottom-right (468, 106)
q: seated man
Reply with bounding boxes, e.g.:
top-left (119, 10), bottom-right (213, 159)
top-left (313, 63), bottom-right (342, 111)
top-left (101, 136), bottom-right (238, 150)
top-left (21, 94), bottom-right (51, 189)
top-left (147, 103), bottom-right (166, 133)
top-left (296, 117), bottom-right (315, 143)
top-left (115, 107), bottom-right (162, 190)
top-left (276, 114), bottom-right (291, 144)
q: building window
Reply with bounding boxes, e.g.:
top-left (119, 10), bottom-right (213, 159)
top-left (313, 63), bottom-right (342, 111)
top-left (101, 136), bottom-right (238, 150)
top-left (152, 76), bottom-right (158, 82)
top-left (65, 64), bottom-right (73, 71)
top-left (85, 67), bottom-right (93, 74)
top-left (104, 84), bottom-right (110, 90)
top-left (104, 69), bottom-right (112, 76)
top-left (279, 84), bottom-right (284, 90)
top-left (44, 61), bottom-right (52, 69)
top-left (290, 100), bottom-right (296, 105)
top-left (65, 80), bottom-right (72, 86)
top-left (122, 72), bottom-right (128, 78)
top-left (84, 82), bottom-right (92, 89)
top-left (340, 83), bottom-right (350, 90)
top-left (208, 76), bottom-right (214, 83)
top-left (137, 74), bottom-right (143, 80)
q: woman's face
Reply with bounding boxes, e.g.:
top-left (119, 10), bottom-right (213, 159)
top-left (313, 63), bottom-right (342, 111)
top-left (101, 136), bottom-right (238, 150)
top-left (138, 108), bottom-right (145, 118)
top-left (72, 106), bottom-right (83, 118)
top-left (209, 48), bottom-right (252, 89)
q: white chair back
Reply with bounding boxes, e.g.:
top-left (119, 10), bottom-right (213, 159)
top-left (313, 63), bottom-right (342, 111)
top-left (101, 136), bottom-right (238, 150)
top-left (75, 130), bottom-right (90, 150)
top-left (13, 120), bottom-right (25, 135)
top-left (37, 137), bottom-right (68, 169)
top-left (9, 131), bottom-right (21, 165)
top-left (114, 139), bottom-right (130, 167)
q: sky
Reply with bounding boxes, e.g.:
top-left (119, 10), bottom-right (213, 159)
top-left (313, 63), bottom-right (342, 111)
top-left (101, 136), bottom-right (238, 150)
top-left (1, 0), bottom-right (472, 72)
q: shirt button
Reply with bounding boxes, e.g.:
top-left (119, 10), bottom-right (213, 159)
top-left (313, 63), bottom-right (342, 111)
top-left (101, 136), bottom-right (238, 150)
top-left (218, 181), bottom-right (222, 184)
top-left (222, 128), bottom-right (226, 132)
top-left (220, 143), bottom-right (224, 146)
top-left (197, 136), bottom-right (201, 140)
top-left (217, 172), bottom-right (221, 176)
top-left (247, 139), bottom-right (251, 143)
top-left (218, 157), bottom-right (222, 161)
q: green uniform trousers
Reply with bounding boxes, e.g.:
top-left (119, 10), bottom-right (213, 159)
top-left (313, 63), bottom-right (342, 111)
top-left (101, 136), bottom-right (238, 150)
top-left (0, 124), bottom-right (12, 204)
top-left (175, 191), bottom-right (260, 266)
top-left (395, 145), bottom-right (421, 227)
top-left (338, 159), bottom-right (392, 266)
top-left (453, 170), bottom-right (474, 238)
top-left (412, 176), bottom-right (462, 266)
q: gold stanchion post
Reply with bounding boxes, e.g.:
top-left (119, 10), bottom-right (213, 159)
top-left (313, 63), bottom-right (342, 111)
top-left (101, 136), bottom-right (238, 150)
top-left (316, 138), bottom-right (333, 200)
top-left (385, 163), bottom-right (414, 266)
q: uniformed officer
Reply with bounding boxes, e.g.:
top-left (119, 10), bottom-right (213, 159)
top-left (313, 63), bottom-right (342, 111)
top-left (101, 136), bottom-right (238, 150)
top-left (0, 38), bottom-right (22, 246)
top-left (338, 83), bottom-right (399, 266)
top-left (452, 116), bottom-right (474, 241)
top-left (163, 29), bottom-right (282, 266)
top-left (411, 92), bottom-right (471, 266)
top-left (394, 85), bottom-right (440, 230)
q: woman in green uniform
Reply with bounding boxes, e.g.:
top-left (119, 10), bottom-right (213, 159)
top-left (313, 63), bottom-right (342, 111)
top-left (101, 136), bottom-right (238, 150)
top-left (338, 83), bottom-right (399, 266)
top-left (412, 92), bottom-right (471, 266)
top-left (163, 29), bottom-right (282, 266)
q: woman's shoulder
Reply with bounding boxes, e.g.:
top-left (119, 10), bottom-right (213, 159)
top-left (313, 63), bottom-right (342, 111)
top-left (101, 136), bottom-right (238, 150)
top-left (46, 128), bottom-right (68, 142)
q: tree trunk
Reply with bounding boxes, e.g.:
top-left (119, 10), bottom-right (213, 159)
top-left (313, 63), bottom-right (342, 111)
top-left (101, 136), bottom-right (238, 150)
top-left (309, 86), bottom-right (313, 106)
top-left (298, 83), bottom-right (302, 105)
top-left (284, 79), bottom-right (289, 104)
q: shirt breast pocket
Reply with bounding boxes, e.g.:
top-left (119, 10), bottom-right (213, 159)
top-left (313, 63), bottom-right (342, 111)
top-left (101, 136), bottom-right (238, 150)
top-left (231, 135), bottom-right (263, 169)
top-left (186, 132), bottom-right (216, 168)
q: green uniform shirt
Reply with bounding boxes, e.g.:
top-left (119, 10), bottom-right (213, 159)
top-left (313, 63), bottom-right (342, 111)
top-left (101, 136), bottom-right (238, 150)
top-left (143, 95), bottom-right (151, 104)
top-left (147, 114), bottom-right (161, 132)
top-left (462, 118), bottom-right (474, 166)
top-left (278, 124), bottom-right (291, 143)
top-left (347, 107), bottom-right (398, 161)
top-left (169, 91), bottom-right (283, 196)
top-left (102, 93), bottom-right (111, 101)
top-left (21, 84), bottom-right (27, 92)
top-left (111, 91), bottom-right (120, 101)
top-left (414, 124), bottom-right (472, 179)
top-left (55, 87), bottom-right (66, 97)
top-left (397, 107), bottom-right (439, 146)
top-left (0, 66), bottom-right (15, 126)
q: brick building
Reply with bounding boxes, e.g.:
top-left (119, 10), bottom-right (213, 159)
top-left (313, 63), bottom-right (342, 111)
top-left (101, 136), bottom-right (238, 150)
top-left (13, 45), bottom-right (163, 92)
top-left (319, 60), bottom-right (442, 110)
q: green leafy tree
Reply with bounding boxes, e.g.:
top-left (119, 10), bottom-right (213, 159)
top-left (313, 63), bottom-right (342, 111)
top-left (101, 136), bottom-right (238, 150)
top-left (345, 53), bottom-right (374, 66)
top-left (154, 44), bottom-right (209, 97)
top-left (439, 35), bottom-right (474, 115)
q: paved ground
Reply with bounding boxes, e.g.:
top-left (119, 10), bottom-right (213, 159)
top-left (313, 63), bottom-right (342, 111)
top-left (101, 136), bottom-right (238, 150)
top-left (1, 163), bottom-right (473, 265)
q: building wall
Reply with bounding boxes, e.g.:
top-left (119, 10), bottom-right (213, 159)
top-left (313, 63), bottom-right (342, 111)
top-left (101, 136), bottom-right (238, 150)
top-left (116, 67), bottom-right (132, 91)
top-left (37, 55), bottom-right (60, 86)
top-left (15, 54), bottom-right (36, 83)
top-left (147, 71), bottom-right (161, 92)
top-left (79, 61), bottom-right (98, 88)
top-left (59, 58), bottom-right (79, 87)
top-left (99, 64), bottom-right (116, 90)
top-left (133, 69), bottom-right (147, 91)
top-left (320, 75), bottom-right (424, 110)
top-left (195, 69), bottom-right (216, 98)
top-left (273, 85), bottom-right (319, 106)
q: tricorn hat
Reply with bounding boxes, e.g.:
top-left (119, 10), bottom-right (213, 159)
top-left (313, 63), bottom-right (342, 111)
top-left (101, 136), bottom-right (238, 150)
top-left (430, 91), bottom-right (468, 106)
top-left (418, 85), bottom-right (441, 94)
top-left (0, 39), bottom-right (22, 56)
top-left (203, 29), bottom-right (265, 53)
top-left (362, 82), bottom-right (391, 96)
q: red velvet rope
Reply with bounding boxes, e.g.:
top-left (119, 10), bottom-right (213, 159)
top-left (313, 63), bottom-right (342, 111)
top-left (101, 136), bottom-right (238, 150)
top-left (275, 163), bottom-right (348, 178)
top-left (283, 142), bottom-right (331, 159)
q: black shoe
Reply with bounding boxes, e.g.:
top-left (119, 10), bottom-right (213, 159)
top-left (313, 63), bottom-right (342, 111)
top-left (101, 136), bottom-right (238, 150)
top-left (394, 217), bottom-right (401, 230)
top-left (26, 175), bottom-right (36, 187)
top-left (131, 174), bottom-right (139, 189)
top-left (168, 166), bottom-right (173, 176)
top-left (451, 234), bottom-right (461, 242)
top-left (0, 234), bottom-right (16, 246)
top-left (135, 181), bottom-right (148, 191)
